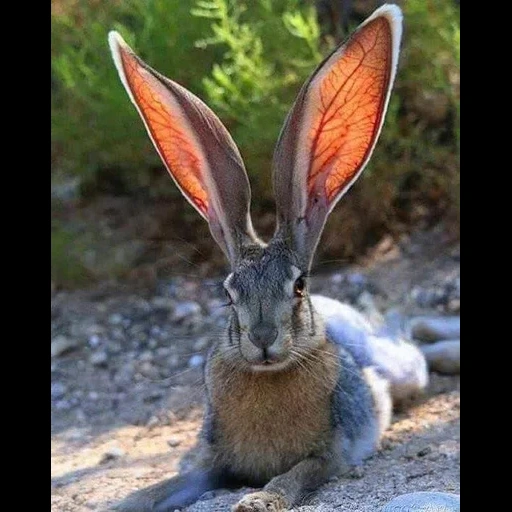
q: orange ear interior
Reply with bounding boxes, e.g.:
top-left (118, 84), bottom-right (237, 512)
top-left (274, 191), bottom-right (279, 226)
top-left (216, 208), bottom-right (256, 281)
top-left (119, 47), bottom-right (210, 217)
top-left (305, 16), bottom-right (392, 204)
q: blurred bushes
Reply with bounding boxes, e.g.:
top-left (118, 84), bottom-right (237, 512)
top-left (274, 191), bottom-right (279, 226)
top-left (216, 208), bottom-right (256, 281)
top-left (51, 0), bottom-right (459, 285)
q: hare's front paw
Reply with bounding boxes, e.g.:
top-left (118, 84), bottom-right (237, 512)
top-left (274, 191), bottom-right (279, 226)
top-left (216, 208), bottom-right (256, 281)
top-left (232, 491), bottom-right (289, 512)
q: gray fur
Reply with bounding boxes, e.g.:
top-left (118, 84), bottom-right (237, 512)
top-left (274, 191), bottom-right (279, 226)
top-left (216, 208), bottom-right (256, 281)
top-left (109, 6), bottom-right (428, 511)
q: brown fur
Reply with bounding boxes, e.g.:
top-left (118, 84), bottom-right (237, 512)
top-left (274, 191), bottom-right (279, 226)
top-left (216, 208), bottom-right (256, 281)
top-left (207, 340), bottom-right (340, 483)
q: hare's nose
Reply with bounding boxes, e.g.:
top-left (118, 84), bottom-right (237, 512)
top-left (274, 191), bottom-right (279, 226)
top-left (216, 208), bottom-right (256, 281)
top-left (248, 323), bottom-right (278, 349)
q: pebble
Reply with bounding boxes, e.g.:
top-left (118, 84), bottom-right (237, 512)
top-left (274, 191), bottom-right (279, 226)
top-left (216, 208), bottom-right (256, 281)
top-left (107, 341), bottom-right (123, 354)
top-left (410, 316), bottom-right (460, 342)
top-left (330, 273), bottom-right (343, 284)
top-left (146, 415), bottom-right (160, 428)
top-left (88, 335), bottom-right (101, 348)
top-left (381, 491), bottom-right (460, 511)
top-left (54, 399), bottom-right (73, 411)
top-left (421, 340), bottom-right (460, 374)
top-left (193, 337), bottom-right (210, 351)
top-left (51, 382), bottom-right (67, 400)
top-left (99, 446), bottom-right (125, 464)
top-left (447, 298), bottom-right (460, 313)
top-left (167, 436), bottom-right (181, 448)
top-left (172, 301), bottom-right (201, 322)
top-left (139, 350), bottom-right (153, 362)
top-left (89, 351), bottom-right (108, 367)
top-left (138, 361), bottom-right (160, 380)
top-left (51, 335), bottom-right (80, 357)
top-left (108, 313), bottom-right (123, 325)
top-left (188, 354), bottom-right (205, 368)
top-left (167, 355), bottom-right (181, 368)
top-left (151, 296), bottom-right (174, 309)
top-left (155, 347), bottom-right (172, 358)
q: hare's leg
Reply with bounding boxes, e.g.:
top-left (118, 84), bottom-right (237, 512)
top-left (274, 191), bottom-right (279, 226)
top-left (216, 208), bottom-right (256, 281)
top-left (233, 456), bottom-right (333, 512)
top-left (114, 469), bottom-right (224, 512)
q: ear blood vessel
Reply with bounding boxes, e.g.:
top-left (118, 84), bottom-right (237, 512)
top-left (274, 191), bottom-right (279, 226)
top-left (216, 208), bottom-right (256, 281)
top-left (109, 4), bottom-right (429, 511)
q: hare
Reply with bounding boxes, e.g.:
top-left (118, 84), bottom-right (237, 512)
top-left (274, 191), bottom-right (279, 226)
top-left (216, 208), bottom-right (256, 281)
top-left (108, 4), bottom-right (428, 511)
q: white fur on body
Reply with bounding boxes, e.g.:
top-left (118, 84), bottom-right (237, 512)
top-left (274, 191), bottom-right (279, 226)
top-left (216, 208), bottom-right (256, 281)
top-left (312, 295), bottom-right (428, 402)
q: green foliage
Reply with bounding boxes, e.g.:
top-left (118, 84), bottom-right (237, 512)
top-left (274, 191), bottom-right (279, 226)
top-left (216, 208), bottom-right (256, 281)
top-left (51, 0), bottom-right (459, 285)
top-left (51, 0), bottom-right (219, 190)
top-left (51, 224), bottom-right (91, 287)
top-left (364, 0), bottom-right (460, 225)
top-left (192, 0), bottom-right (324, 202)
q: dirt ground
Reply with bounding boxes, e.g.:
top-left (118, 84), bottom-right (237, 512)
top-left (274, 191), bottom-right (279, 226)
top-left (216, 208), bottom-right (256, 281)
top-left (51, 229), bottom-right (460, 512)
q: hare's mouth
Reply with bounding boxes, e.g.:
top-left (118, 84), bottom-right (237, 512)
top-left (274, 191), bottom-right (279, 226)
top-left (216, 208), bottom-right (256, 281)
top-left (249, 350), bottom-right (292, 372)
top-left (250, 359), bottom-right (290, 372)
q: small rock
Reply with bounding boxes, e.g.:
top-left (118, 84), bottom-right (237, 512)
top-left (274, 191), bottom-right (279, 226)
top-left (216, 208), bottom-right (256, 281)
top-left (88, 335), bottom-right (101, 348)
top-left (150, 325), bottom-right (162, 336)
top-left (88, 391), bottom-right (99, 400)
top-left (421, 340), bottom-right (460, 374)
top-left (193, 337), bottom-right (210, 351)
top-left (108, 313), bottom-right (123, 325)
top-left (138, 361), bottom-right (160, 380)
top-left (107, 341), bottom-right (123, 354)
top-left (330, 273), bottom-right (343, 285)
top-left (54, 399), bottom-right (73, 411)
top-left (188, 354), bottom-right (205, 368)
top-left (172, 301), bottom-right (201, 322)
top-left (51, 382), bottom-right (67, 400)
top-left (146, 415), bottom-right (160, 428)
top-left (167, 355), bottom-right (181, 368)
top-left (155, 347), bottom-right (172, 358)
top-left (347, 272), bottom-right (366, 287)
top-left (89, 351), bottom-right (108, 367)
top-left (417, 445), bottom-right (432, 457)
top-left (99, 446), bottom-right (125, 464)
top-left (447, 298), bottom-right (460, 313)
top-left (139, 350), bottom-right (153, 362)
top-left (167, 436), bottom-right (181, 448)
top-left (51, 336), bottom-right (80, 357)
top-left (381, 491), bottom-right (460, 512)
top-left (410, 316), bottom-right (460, 342)
top-left (151, 297), bottom-right (174, 309)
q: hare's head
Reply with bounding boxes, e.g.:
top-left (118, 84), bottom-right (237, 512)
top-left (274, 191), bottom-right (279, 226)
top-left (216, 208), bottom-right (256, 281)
top-left (109, 5), bottom-right (402, 371)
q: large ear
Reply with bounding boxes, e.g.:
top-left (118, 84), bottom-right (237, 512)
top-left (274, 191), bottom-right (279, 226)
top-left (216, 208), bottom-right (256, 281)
top-left (108, 32), bottom-right (256, 266)
top-left (272, 4), bottom-right (402, 268)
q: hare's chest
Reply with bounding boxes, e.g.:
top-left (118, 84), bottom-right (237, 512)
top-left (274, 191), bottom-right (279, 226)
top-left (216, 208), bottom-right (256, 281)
top-left (208, 370), bottom-right (335, 482)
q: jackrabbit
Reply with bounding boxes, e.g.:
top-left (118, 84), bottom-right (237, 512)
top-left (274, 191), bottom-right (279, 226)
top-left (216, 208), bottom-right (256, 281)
top-left (109, 4), bottom-right (428, 511)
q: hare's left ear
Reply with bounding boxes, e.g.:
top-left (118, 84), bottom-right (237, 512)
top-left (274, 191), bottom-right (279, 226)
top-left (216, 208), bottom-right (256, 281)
top-left (108, 32), bottom-right (256, 267)
top-left (272, 4), bottom-right (402, 268)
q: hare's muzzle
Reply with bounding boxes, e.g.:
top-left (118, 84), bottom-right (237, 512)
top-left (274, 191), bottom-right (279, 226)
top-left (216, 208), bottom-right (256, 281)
top-left (248, 323), bottom-right (278, 350)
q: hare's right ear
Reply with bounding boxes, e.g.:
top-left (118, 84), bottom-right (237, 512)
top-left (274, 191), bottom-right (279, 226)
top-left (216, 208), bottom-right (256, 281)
top-left (272, 5), bottom-right (402, 269)
top-left (108, 32), bottom-right (256, 267)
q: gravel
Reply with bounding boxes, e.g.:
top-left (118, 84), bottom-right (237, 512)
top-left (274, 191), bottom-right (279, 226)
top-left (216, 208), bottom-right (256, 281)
top-left (421, 340), bottom-right (460, 375)
top-left (381, 491), bottom-right (460, 511)
top-left (410, 316), bottom-right (461, 342)
top-left (51, 335), bottom-right (81, 357)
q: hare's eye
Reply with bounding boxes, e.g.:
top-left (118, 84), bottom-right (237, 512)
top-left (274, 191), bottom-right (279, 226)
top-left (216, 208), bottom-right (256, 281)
top-left (294, 277), bottom-right (305, 298)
